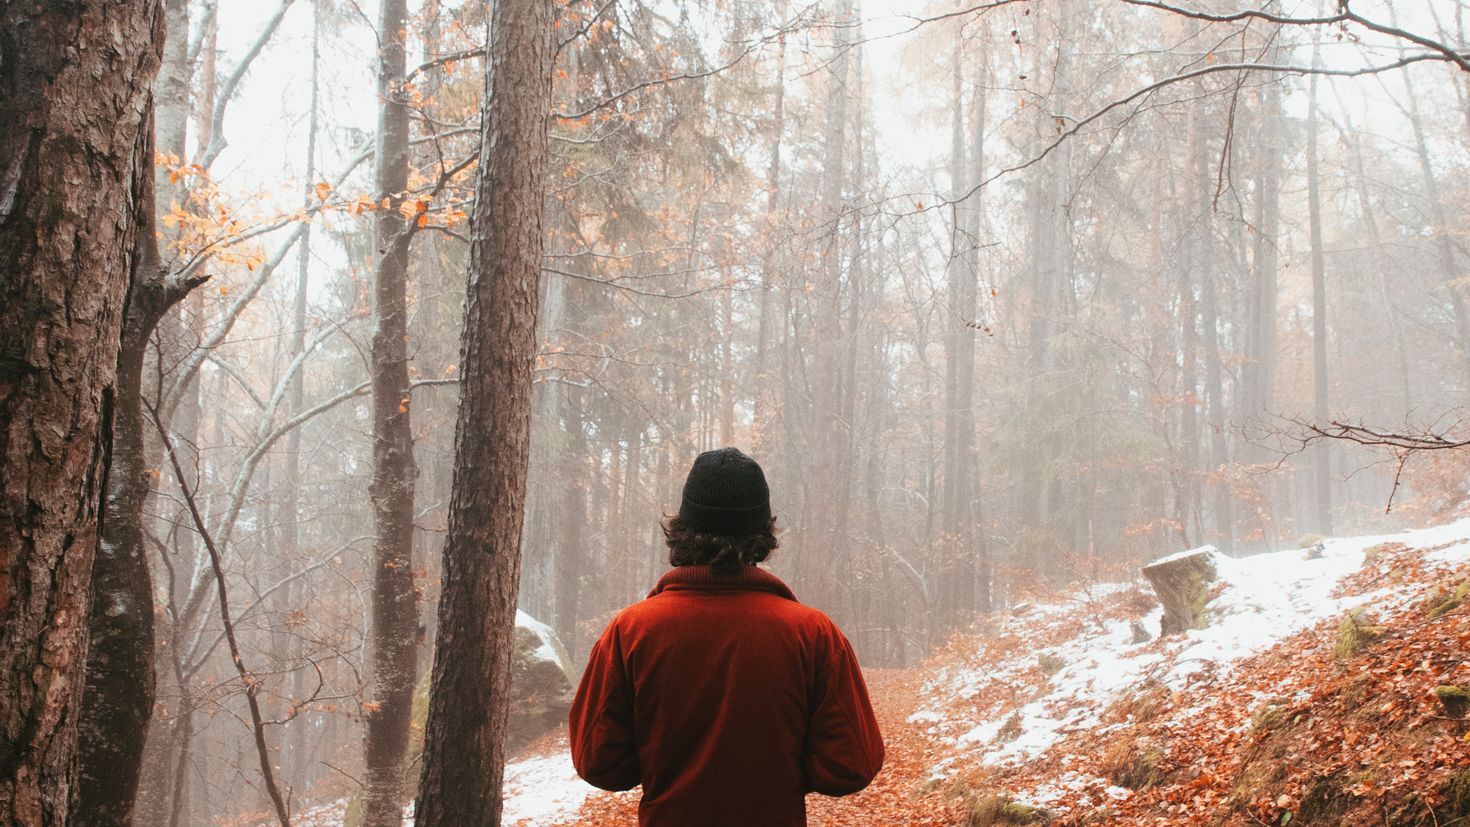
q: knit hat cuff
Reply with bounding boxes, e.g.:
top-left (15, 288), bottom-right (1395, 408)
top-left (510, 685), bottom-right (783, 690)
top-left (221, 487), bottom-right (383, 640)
top-left (678, 498), bottom-right (772, 536)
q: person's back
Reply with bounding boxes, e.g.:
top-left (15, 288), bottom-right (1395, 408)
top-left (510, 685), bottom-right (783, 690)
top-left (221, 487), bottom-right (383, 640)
top-left (569, 448), bottom-right (884, 826)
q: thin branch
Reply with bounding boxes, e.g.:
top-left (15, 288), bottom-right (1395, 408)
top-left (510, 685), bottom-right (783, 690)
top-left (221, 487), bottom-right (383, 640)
top-left (147, 400), bottom-right (293, 827)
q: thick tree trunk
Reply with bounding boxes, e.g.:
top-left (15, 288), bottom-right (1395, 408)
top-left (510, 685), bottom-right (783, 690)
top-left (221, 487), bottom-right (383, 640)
top-left (77, 0), bottom-right (193, 819)
top-left (414, 0), bottom-right (553, 823)
top-left (75, 100), bottom-right (206, 822)
top-left (0, 3), bottom-right (164, 823)
top-left (363, 0), bottom-right (419, 823)
top-left (1178, 115), bottom-right (1202, 547)
top-left (0, 3), bottom-right (165, 822)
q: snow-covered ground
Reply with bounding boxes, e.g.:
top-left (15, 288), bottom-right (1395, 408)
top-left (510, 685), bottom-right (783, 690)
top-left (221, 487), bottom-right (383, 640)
top-left (290, 736), bottom-right (592, 827)
top-left (914, 518), bottom-right (1470, 807)
top-left (500, 741), bottom-right (593, 826)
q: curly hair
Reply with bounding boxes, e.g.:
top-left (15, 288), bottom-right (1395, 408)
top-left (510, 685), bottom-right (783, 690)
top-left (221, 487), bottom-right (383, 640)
top-left (663, 515), bottom-right (780, 575)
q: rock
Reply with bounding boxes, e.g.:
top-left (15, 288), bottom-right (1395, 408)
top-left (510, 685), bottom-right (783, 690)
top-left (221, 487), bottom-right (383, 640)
top-left (967, 794), bottom-right (1050, 826)
top-left (508, 609), bottom-right (576, 751)
top-left (1141, 546), bottom-right (1219, 636)
top-left (1425, 579), bottom-right (1469, 620)
top-left (1435, 685), bottom-right (1469, 719)
top-left (348, 611), bottom-right (574, 826)
top-left (1129, 620), bottom-right (1152, 644)
top-left (1333, 608), bottom-right (1385, 661)
top-left (1037, 652), bottom-right (1065, 677)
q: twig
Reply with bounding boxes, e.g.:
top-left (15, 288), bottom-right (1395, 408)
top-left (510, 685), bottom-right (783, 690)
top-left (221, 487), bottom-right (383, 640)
top-left (147, 400), bottom-right (293, 827)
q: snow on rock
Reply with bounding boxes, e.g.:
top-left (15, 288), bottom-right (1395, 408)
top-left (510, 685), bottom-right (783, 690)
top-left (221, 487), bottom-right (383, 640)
top-left (917, 518), bottom-right (1470, 788)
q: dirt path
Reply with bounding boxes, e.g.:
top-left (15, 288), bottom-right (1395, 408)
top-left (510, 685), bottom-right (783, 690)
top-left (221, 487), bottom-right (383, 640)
top-left (557, 667), bottom-right (965, 826)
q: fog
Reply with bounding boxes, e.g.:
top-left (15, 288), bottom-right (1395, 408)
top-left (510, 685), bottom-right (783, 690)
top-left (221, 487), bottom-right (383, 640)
top-left (119, 0), bottom-right (1470, 821)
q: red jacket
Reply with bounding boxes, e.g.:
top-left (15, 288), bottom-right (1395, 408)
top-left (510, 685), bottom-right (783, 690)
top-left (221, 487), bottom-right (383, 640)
top-left (569, 565), bottom-right (884, 826)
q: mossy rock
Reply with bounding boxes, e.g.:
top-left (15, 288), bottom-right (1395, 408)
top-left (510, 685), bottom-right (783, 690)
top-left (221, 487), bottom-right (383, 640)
top-left (1443, 768), bottom-right (1470, 820)
top-left (1299, 535), bottom-right (1328, 559)
top-left (1434, 685), bottom-right (1469, 719)
top-left (1037, 652), bottom-right (1066, 678)
top-left (968, 794), bottom-right (1050, 826)
top-left (1424, 579), bottom-right (1469, 620)
top-left (1142, 546), bottom-right (1220, 636)
top-left (1101, 736), bottom-right (1167, 790)
top-left (1333, 608), bottom-right (1385, 661)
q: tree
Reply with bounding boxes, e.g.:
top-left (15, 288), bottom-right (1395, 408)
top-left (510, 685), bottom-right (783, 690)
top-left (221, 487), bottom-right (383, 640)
top-left (414, 0), bottom-right (554, 823)
top-left (74, 110), bottom-right (207, 826)
top-left (362, 0), bottom-right (421, 823)
top-left (0, 2), bottom-right (165, 822)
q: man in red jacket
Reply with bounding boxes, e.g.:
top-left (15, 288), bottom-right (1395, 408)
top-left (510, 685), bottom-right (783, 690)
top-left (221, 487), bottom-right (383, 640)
top-left (569, 447), bottom-right (884, 826)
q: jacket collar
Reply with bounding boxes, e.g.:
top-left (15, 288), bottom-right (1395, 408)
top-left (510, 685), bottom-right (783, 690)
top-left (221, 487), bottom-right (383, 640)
top-left (648, 565), bottom-right (799, 602)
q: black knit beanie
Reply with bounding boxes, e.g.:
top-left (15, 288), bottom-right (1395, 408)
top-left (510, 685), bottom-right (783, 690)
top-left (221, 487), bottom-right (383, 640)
top-left (677, 448), bottom-right (771, 536)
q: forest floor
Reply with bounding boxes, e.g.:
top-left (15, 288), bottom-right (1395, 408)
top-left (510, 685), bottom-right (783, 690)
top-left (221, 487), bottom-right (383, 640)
top-left (534, 667), bottom-right (967, 827)
top-left (296, 519), bottom-right (1470, 826)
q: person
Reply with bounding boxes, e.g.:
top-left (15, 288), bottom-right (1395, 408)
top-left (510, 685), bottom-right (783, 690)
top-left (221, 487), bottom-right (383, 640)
top-left (568, 447), bottom-right (884, 826)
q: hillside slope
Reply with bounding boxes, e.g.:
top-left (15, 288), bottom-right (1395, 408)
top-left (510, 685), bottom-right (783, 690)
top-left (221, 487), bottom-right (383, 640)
top-left (919, 520), bottom-right (1470, 826)
top-left (295, 520), bottom-right (1470, 826)
top-left (545, 520), bottom-right (1470, 826)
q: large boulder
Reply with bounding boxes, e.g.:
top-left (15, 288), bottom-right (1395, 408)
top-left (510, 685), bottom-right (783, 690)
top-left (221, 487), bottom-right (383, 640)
top-left (507, 610), bottom-right (576, 750)
top-left (1142, 546), bottom-right (1219, 636)
top-left (345, 611), bottom-right (575, 825)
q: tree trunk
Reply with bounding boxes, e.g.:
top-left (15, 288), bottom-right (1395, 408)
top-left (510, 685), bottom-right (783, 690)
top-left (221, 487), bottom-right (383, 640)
top-left (363, 0), bottom-right (420, 823)
top-left (941, 28), bottom-right (976, 624)
top-left (0, 3), bottom-right (165, 823)
top-left (1305, 62), bottom-right (1332, 535)
top-left (284, 0), bottom-right (321, 791)
top-left (414, 0), bottom-right (553, 823)
top-left (751, 0), bottom-right (787, 443)
top-left (800, 0), bottom-right (852, 617)
top-left (75, 98), bottom-right (206, 822)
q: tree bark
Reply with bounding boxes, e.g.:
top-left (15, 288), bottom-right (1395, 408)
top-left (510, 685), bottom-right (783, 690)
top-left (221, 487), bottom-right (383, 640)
top-left (414, 0), bottom-right (553, 823)
top-left (76, 0), bottom-right (199, 820)
top-left (0, 3), bottom-right (165, 823)
top-left (75, 100), bottom-right (206, 822)
top-left (363, 0), bottom-right (419, 823)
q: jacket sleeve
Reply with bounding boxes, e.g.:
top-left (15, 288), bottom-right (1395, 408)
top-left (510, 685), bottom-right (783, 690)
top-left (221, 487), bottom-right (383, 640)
top-left (804, 624), bottom-right (885, 796)
top-left (568, 620), bottom-right (641, 791)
